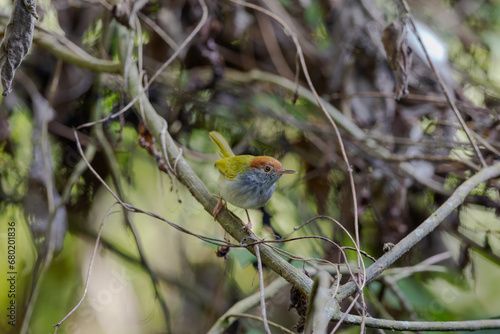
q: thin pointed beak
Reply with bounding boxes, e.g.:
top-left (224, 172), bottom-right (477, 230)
top-left (278, 169), bottom-right (297, 175)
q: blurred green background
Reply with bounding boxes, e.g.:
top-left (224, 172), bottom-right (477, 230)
top-left (1, 0), bottom-right (500, 333)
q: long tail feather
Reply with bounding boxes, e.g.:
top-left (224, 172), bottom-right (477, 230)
top-left (209, 131), bottom-right (235, 158)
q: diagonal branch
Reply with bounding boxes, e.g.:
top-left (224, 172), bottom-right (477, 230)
top-left (114, 25), bottom-right (314, 295)
top-left (321, 162), bottom-right (500, 330)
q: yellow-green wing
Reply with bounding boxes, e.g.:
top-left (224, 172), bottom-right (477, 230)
top-left (214, 155), bottom-right (253, 179)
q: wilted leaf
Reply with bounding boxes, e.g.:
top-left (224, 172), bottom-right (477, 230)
top-left (382, 18), bottom-right (413, 100)
top-left (0, 0), bottom-right (38, 95)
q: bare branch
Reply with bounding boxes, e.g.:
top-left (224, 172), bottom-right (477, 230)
top-left (333, 313), bottom-right (500, 332)
top-left (335, 163), bottom-right (500, 302)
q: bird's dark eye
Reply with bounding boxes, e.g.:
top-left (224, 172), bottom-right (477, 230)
top-left (265, 166), bottom-right (271, 172)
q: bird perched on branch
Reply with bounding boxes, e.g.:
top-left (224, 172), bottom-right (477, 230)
top-left (210, 131), bottom-right (296, 229)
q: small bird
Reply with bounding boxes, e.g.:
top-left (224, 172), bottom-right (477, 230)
top-left (210, 131), bottom-right (296, 229)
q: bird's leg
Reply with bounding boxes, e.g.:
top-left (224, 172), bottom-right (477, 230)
top-left (241, 209), bottom-right (253, 230)
top-left (214, 197), bottom-right (253, 230)
top-left (213, 196), bottom-right (226, 219)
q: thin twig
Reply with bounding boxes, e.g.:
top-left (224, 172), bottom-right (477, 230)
top-left (53, 205), bottom-right (118, 333)
top-left (350, 296), bottom-right (388, 334)
top-left (254, 244), bottom-right (271, 334)
top-left (387, 251), bottom-right (451, 280)
top-left (330, 292), bottom-right (361, 334)
top-left (399, 0), bottom-right (487, 168)
top-left (341, 247), bottom-right (376, 262)
top-left (432, 119), bottom-right (500, 157)
top-left (137, 12), bottom-right (179, 50)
